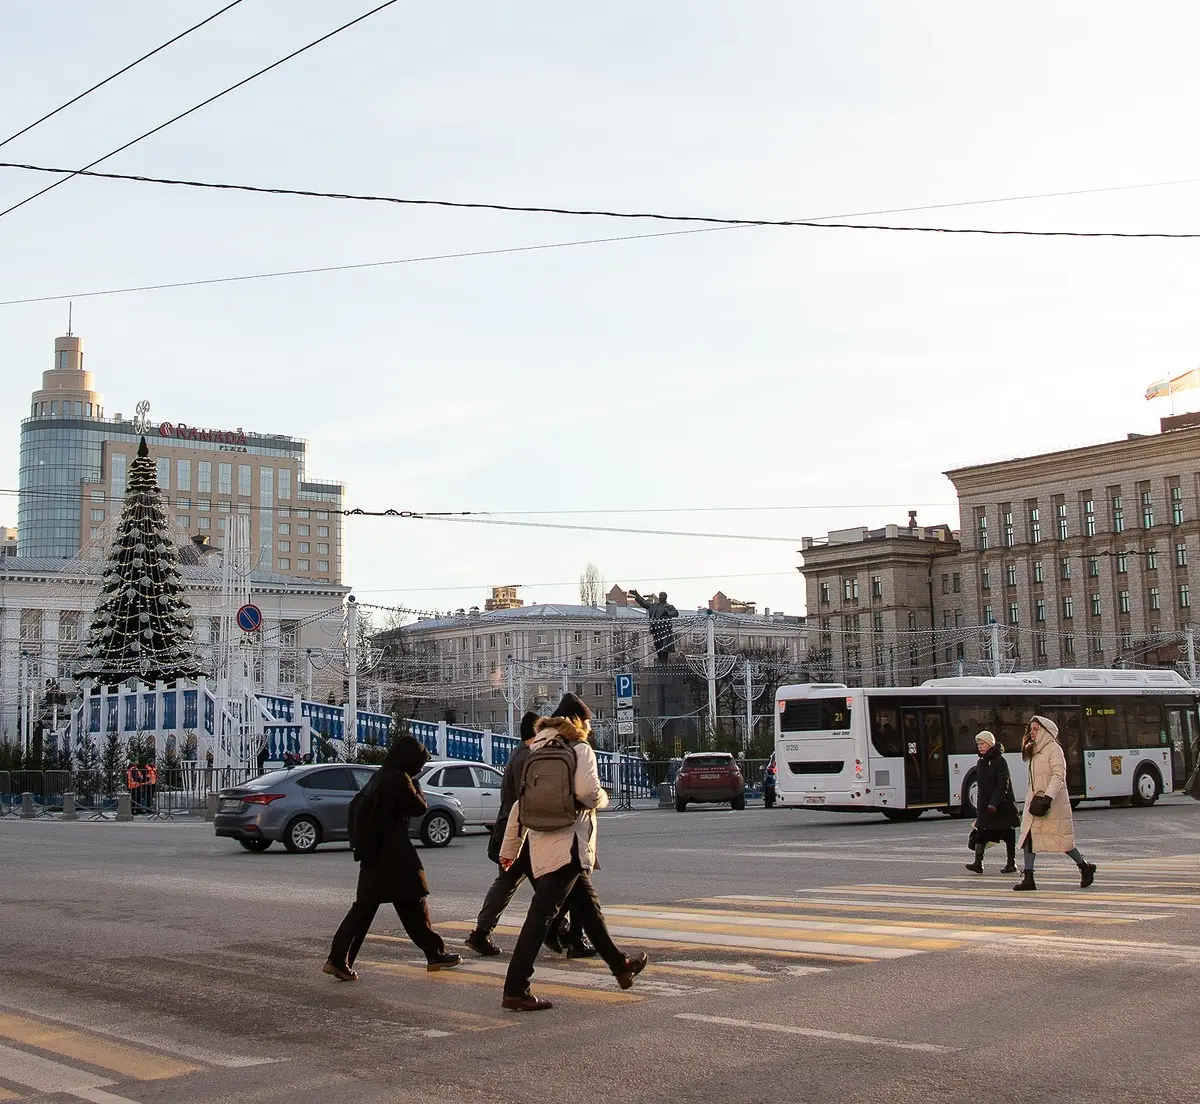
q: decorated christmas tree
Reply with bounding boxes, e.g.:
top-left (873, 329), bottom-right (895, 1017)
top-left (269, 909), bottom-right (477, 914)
top-left (79, 438), bottom-right (203, 686)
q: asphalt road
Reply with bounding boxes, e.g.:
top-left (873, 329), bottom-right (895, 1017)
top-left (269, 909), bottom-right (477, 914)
top-left (2, 796), bottom-right (1199, 1104)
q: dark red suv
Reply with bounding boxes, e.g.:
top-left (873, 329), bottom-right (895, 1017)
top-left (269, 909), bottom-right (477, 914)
top-left (674, 752), bottom-right (745, 811)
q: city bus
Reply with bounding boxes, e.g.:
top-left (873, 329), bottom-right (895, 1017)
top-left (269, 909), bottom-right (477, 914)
top-left (774, 669), bottom-right (1200, 820)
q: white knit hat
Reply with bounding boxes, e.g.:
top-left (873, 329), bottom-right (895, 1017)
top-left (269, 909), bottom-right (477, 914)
top-left (975, 730), bottom-right (996, 749)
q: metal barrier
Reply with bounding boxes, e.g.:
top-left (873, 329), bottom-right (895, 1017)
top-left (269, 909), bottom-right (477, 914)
top-left (0, 770), bottom-right (13, 816)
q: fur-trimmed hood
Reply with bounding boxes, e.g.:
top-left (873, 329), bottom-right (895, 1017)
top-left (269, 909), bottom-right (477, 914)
top-left (533, 715), bottom-right (591, 745)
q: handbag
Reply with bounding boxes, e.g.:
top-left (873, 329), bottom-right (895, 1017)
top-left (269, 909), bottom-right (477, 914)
top-left (1028, 792), bottom-right (1052, 817)
top-left (967, 827), bottom-right (979, 850)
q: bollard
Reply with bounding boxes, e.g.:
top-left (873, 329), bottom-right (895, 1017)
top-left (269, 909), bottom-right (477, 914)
top-left (204, 793), bottom-right (218, 821)
top-left (658, 782), bottom-right (674, 809)
top-left (62, 792), bottom-right (78, 821)
top-left (116, 792), bottom-right (133, 821)
top-left (20, 792), bottom-right (36, 819)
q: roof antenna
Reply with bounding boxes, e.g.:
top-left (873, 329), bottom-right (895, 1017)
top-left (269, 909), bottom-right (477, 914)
top-left (67, 301), bottom-right (73, 336)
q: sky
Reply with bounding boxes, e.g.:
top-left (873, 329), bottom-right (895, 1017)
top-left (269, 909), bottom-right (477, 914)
top-left (4, 1), bottom-right (1200, 620)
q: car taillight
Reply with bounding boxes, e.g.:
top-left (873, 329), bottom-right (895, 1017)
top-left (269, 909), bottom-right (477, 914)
top-left (242, 793), bottom-right (286, 805)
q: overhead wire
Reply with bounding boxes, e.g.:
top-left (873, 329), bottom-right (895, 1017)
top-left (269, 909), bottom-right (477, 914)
top-left (0, 0), bottom-right (401, 221)
top-left (0, 0), bottom-right (247, 151)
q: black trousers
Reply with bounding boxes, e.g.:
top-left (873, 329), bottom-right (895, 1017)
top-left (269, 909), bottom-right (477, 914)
top-left (475, 844), bottom-right (576, 939)
top-left (976, 828), bottom-right (1016, 864)
top-left (503, 858), bottom-right (625, 998)
top-left (329, 897), bottom-right (444, 967)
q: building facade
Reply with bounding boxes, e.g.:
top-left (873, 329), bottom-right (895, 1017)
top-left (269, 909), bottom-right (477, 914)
top-left (798, 420), bottom-right (1200, 685)
top-left (18, 332), bottom-right (345, 583)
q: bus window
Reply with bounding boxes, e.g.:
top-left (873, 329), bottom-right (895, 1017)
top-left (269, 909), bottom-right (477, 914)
top-left (869, 705), bottom-right (903, 757)
top-left (1082, 700), bottom-right (1124, 750)
top-left (992, 697), bottom-right (1027, 754)
top-left (781, 699), bottom-right (852, 733)
top-left (1125, 700), bottom-right (1168, 749)
top-left (946, 697), bottom-right (994, 755)
top-left (1037, 705), bottom-right (1083, 789)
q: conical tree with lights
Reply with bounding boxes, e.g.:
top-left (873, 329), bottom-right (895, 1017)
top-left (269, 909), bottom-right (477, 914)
top-left (80, 438), bottom-right (203, 685)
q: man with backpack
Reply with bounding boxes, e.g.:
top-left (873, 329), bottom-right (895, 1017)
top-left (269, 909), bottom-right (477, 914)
top-left (498, 694), bottom-right (648, 1011)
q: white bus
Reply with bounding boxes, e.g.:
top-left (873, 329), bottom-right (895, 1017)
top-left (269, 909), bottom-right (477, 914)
top-left (774, 669), bottom-right (1200, 820)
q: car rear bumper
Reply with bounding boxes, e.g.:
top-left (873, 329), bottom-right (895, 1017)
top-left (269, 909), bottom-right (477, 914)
top-left (676, 788), bottom-right (744, 802)
top-left (214, 812), bottom-right (285, 841)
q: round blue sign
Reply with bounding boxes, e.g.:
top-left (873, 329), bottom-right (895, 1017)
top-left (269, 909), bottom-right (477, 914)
top-left (236, 604), bottom-right (263, 633)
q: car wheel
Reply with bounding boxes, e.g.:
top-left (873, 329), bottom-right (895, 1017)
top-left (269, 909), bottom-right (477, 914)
top-left (239, 838), bottom-right (272, 853)
top-left (674, 797), bottom-right (687, 812)
top-left (881, 808), bottom-right (923, 822)
top-left (421, 811), bottom-right (455, 848)
top-left (961, 773), bottom-right (979, 818)
top-left (283, 815), bottom-right (321, 854)
top-left (1131, 767), bottom-right (1161, 808)
top-left (731, 794), bottom-right (746, 811)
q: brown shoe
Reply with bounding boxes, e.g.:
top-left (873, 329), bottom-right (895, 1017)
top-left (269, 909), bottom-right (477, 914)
top-left (614, 952), bottom-right (648, 990)
top-left (323, 960), bottom-right (358, 982)
top-left (502, 993), bottom-right (554, 1011)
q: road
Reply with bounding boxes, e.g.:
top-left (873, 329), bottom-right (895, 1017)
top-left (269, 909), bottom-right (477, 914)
top-left (2, 796), bottom-right (1198, 1104)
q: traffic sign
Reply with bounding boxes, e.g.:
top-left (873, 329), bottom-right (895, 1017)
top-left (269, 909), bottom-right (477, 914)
top-left (236, 604), bottom-right (263, 633)
top-left (615, 673), bottom-right (634, 701)
top-left (617, 720), bottom-right (635, 736)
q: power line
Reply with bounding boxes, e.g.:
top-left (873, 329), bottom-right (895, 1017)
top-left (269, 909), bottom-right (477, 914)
top-left (6, 159), bottom-right (1200, 238)
top-left (0, 0), bottom-right (247, 151)
top-left (0, 0), bottom-right (401, 222)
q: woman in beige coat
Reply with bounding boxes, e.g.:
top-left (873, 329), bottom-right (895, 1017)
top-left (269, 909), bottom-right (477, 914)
top-left (1013, 715), bottom-right (1097, 891)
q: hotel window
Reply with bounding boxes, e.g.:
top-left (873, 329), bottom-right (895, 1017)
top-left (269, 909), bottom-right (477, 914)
top-left (317, 560), bottom-right (329, 572)
top-left (298, 542), bottom-right (309, 554)
top-left (1180, 584), bottom-right (1191, 609)
top-left (820, 583), bottom-right (830, 604)
top-left (1141, 488), bottom-right (1154, 529)
top-left (218, 463), bottom-right (232, 495)
top-left (90, 508), bottom-right (105, 522)
top-left (1177, 542), bottom-right (1189, 567)
top-left (1083, 496), bottom-right (1096, 537)
top-left (1088, 556), bottom-right (1100, 578)
top-left (1091, 635), bottom-right (1103, 656)
top-left (217, 518), bottom-right (226, 531)
top-left (1003, 506), bottom-right (1014, 548)
top-left (156, 457), bottom-right (170, 490)
top-left (1146, 547), bottom-right (1158, 571)
top-left (1062, 595), bottom-right (1074, 619)
top-left (51, 401), bottom-right (58, 415)
top-left (298, 509), bottom-right (310, 519)
top-left (197, 461), bottom-right (212, 493)
top-left (90, 527), bottom-right (99, 539)
top-left (279, 523), bottom-right (290, 535)
top-left (872, 612), bottom-right (883, 631)
top-left (218, 502), bottom-right (230, 513)
top-left (111, 452), bottom-right (127, 501)
top-left (983, 604), bottom-right (993, 623)
top-left (1033, 561), bottom-right (1043, 584)
top-left (90, 490), bottom-right (104, 502)
top-left (177, 516), bottom-right (190, 528)
top-left (278, 541), bottom-right (290, 552)
top-left (177, 459), bottom-right (191, 492)
top-left (1111, 492), bottom-right (1124, 534)
top-left (58, 350), bottom-right (69, 369)
top-left (1119, 590), bottom-right (1131, 614)
top-left (872, 576), bottom-right (883, 598)
top-left (317, 543), bottom-right (329, 555)
top-left (317, 525), bottom-right (330, 538)
top-left (1008, 603), bottom-right (1019, 625)
top-left (1064, 633), bottom-right (1075, 657)
top-left (1149, 586), bottom-right (1161, 611)
top-left (276, 468), bottom-right (291, 500)
top-left (198, 517), bottom-right (211, 530)
top-left (1006, 564), bottom-right (1017, 587)
top-left (297, 524), bottom-right (310, 537)
top-left (1171, 484), bottom-right (1184, 526)
top-left (1036, 634), bottom-right (1048, 659)
top-left (1055, 500), bottom-right (1068, 540)
top-left (1060, 557), bottom-right (1071, 581)
top-left (317, 510), bottom-right (329, 520)
top-left (1028, 505), bottom-right (1041, 543)
top-left (976, 509), bottom-right (988, 550)
top-left (278, 558), bottom-right (290, 571)
top-left (1117, 553), bottom-right (1128, 574)
top-left (279, 506), bottom-right (290, 519)
top-left (1090, 592), bottom-right (1101, 616)
top-left (981, 568), bottom-right (990, 591)
top-left (298, 560), bottom-right (309, 571)
top-left (197, 499), bottom-right (210, 511)
top-left (238, 464), bottom-right (252, 496)
top-left (1035, 599), bottom-right (1046, 622)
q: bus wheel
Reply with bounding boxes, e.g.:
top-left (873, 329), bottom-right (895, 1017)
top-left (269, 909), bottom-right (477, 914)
top-left (881, 809), bottom-right (923, 822)
top-left (1069, 798), bottom-right (1081, 811)
top-left (961, 774), bottom-right (979, 819)
top-left (1131, 767), bottom-right (1161, 808)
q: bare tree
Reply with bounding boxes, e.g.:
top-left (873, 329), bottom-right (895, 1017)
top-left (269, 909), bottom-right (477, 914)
top-left (579, 562), bottom-right (606, 606)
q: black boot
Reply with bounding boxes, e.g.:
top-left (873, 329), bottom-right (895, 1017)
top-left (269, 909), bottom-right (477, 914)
top-left (965, 844), bottom-right (985, 874)
top-left (1079, 862), bottom-right (1097, 889)
top-left (1012, 870), bottom-right (1037, 892)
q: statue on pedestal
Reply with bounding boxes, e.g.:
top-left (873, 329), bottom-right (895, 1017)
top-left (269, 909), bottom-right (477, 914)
top-left (630, 589), bottom-right (679, 664)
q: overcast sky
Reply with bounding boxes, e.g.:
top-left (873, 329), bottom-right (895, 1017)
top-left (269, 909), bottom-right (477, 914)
top-left (4, 1), bottom-right (1200, 619)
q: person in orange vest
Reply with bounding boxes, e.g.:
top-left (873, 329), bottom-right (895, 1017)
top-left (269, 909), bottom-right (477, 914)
top-left (126, 764), bottom-right (144, 813)
top-left (144, 763), bottom-right (158, 814)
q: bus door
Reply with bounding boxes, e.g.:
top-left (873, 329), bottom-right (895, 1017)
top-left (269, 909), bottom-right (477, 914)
top-left (898, 707), bottom-right (949, 806)
top-left (1036, 705), bottom-right (1085, 796)
top-left (1164, 703), bottom-right (1199, 789)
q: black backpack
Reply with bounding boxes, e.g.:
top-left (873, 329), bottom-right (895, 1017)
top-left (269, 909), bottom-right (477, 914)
top-left (347, 773), bottom-right (384, 862)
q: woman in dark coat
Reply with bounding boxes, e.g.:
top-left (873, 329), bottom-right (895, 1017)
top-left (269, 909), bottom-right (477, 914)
top-left (324, 736), bottom-right (461, 980)
top-left (966, 730), bottom-right (1020, 875)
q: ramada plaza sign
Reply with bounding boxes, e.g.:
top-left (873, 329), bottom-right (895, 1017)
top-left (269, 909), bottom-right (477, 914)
top-left (158, 422), bottom-right (248, 447)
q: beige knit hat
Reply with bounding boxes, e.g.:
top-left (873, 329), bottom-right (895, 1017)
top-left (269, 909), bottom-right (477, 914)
top-left (975, 730), bottom-right (996, 749)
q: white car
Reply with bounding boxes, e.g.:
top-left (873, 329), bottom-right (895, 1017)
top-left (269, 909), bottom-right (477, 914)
top-left (417, 759), bottom-right (504, 829)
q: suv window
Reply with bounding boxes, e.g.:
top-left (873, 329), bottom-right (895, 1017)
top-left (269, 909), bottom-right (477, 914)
top-left (298, 768), bottom-right (357, 791)
top-left (440, 765), bottom-right (476, 787)
top-left (683, 755), bottom-right (736, 770)
top-left (350, 767), bottom-right (377, 789)
top-left (473, 766), bottom-right (503, 787)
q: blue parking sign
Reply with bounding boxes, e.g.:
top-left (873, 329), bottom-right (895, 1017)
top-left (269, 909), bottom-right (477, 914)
top-left (615, 673), bottom-right (634, 700)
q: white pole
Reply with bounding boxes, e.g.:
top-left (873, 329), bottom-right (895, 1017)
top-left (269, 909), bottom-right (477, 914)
top-left (743, 658), bottom-right (753, 753)
top-left (990, 621), bottom-right (1001, 677)
top-left (345, 596), bottom-right (358, 761)
top-left (1187, 626), bottom-right (1196, 680)
top-left (305, 649), bottom-right (313, 700)
top-left (560, 661), bottom-right (569, 699)
top-left (706, 613), bottom-right (717, 740)
top-left (506, 656), bottom-right (515, 736)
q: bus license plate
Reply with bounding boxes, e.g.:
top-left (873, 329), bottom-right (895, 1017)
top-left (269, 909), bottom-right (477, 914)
top-left (803, 794), bottom-right (825, 805)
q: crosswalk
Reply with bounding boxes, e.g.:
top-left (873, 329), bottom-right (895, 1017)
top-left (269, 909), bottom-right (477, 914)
top-left (358, 853), bottom-right (1200, 1006)
top-left (0, 1009), bottom-right (270, 1103)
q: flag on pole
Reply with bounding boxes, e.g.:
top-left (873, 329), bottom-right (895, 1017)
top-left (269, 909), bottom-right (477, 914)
top-left (1146, 367), bottom-right (1200, 401)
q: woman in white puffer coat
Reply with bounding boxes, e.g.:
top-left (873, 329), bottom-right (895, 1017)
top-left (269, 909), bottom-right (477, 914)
top-left (1013, 715), bottom-right (1097, 892)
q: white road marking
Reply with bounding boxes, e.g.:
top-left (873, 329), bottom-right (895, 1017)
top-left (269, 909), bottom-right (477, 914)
top-left (0, 1041), bottom-right (139, 1103)
top-left (408, 958), bottom-right (711, 997)
top-left (708, 894), bottom-right (1157, 921)
top-left (675, 1014), bottom-right (956, 1054)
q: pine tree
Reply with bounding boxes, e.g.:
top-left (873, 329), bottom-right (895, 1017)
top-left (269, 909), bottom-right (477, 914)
top-left (100, 730), bottom-right (124, 797)
top-left (80, 438), bottom-right (202, 686)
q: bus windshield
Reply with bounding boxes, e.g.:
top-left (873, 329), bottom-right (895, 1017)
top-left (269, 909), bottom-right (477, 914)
top-left (780, 698), bottom-right (851, 733)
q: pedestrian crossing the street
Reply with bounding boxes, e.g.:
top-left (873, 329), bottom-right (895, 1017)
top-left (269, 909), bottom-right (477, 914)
top-left (360, 853), bottom-right (1200, 1007)
top-left (0, 1009), bottom-right (271, 1103)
